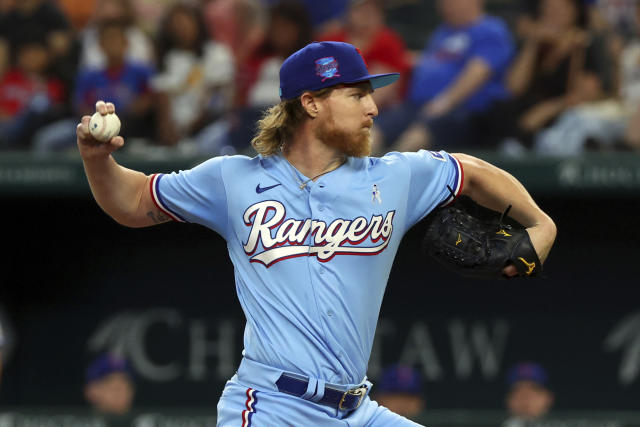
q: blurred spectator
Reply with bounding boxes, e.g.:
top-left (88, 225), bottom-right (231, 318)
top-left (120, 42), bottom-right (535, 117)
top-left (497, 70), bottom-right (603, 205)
top-left (585, 0), bottom-right (638, 98)
top-left (76, 19), bottom-right (154, 118)
top-left (373, 0), bottom-right (514, 152)
top-left (485, 0), bottom-right (610, 153)
top-left (203, 0), bottom-right (266, 68)
top-left (485, 0), bottom-right (530, 32)
top-left (174, 0), bottom-right (309, 156)
top-left (261, 0), bottom-right (348, 34)
top-left (240, 0), bottom-right (312, 107)
top-left (383, 0), bottom-right (439, 50)
top-left (618, 3), bottom-right (640, 110)
top-left (0, 32), bottom-right (66, 149)
top-left (373, 365), bottom-right (425, 419)
top-left (79, 0), bottom-right (154, 70)
top-left (532, 98), bottom-right (628, 155)
top-left (33, 18), bottom-right (154, 151)
top-left (131, 0), bottom-right (179, 36)
top-left (612, 2), bottom-right (640, 150)
top-left (152, 2), bottom-right (234, 146)
top-left (85, 353), bottom-right (135, 416)
top-left (588, 0), bottom-right (638, 40)
top-left (503, 362), bottom-right (554, 427)
top-left (58, 0), bottom-right (98, 30)
top-left (206, 0), bottom-right (311, 155)
top-left (0, 0), bottom-right (12, 76)
top-left (319, 0), bottom-right (411, 111)
top-left (299, 0), bottom-right (348, 34)
top-left (0, 0), bottom-right (76, 84)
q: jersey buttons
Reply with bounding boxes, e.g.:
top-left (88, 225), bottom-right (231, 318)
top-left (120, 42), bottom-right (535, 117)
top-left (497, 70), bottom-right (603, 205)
top-left (319, 206), bottom-right (325, 212)
top-left (327, 310), bottom-right (334, 317)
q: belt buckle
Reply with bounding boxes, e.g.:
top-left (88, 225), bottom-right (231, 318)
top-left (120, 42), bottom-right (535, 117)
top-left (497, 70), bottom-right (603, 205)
top-left (338, 385), bottom-right (367, 411)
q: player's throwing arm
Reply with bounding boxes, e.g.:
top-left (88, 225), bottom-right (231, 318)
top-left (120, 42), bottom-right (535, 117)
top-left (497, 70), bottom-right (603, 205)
top-left (76, 101), bottom-right (170, 227)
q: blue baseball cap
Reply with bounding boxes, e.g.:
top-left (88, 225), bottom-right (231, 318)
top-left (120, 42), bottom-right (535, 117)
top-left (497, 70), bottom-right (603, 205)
top-left (279, 41), bottom-right (400, 100)
top-left (86, 353), bottom-right (133, 384)
top-left (507, 362), bottom-right (549, 388)
top-left (377, 365), bottom-right (423, 394)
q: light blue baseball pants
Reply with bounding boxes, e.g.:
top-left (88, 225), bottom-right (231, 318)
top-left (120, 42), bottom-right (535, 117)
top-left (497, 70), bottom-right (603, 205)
top-left (216, 358), bottom-right (424, 427)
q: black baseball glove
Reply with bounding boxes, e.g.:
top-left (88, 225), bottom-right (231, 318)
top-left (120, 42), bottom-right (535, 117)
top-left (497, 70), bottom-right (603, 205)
top-left (423, 196), bottom-right (542, 279)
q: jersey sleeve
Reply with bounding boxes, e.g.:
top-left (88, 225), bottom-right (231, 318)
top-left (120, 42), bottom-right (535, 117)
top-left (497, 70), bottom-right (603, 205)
top-left (149, 156), bottom-right (229, 238)
top-left (403, 150), bottom-right (464, 228)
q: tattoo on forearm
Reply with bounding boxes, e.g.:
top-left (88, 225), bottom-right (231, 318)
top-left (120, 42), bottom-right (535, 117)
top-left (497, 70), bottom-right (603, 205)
top-left (147, 210), bottom-right (169, 223)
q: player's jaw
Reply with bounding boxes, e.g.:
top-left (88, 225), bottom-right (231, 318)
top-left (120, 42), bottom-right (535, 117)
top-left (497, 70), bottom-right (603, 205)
top-left (315, 112), bottom-right (372, 157)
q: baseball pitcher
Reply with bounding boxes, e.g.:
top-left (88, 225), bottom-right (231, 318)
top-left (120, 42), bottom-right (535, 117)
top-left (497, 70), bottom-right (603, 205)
top-left (77, 42), bottom-right (556, 426)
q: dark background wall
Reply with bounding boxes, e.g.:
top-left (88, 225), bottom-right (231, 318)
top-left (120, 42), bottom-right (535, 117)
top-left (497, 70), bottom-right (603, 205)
top-left (1, 194), bottom-right (639, 409)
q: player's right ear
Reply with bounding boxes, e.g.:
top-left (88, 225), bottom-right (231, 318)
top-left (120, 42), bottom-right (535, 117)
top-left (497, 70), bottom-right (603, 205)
top-left (300, 92), bottom-right (319, 118)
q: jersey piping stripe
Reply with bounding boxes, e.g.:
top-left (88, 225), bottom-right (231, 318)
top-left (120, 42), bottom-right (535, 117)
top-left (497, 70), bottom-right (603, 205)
top-left (241, 388), bottom-right (258, 427)
top-left (149, 174), bottom-right (186, 223)
top-left (442, 154), bottom-right (464, 206)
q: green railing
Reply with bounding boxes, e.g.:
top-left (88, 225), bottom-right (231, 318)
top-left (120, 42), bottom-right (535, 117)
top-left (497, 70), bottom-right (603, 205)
top-left (1, 151), bottom-right (640, 196)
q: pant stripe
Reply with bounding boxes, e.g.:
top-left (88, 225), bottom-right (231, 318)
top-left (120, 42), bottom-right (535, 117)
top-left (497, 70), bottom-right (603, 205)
top-left (241, 388), bottom-right (258, 427)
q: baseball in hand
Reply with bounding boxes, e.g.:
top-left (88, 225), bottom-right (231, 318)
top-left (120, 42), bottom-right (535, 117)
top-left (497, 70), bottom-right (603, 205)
top-left (89, 112), bottom-right (121, 142)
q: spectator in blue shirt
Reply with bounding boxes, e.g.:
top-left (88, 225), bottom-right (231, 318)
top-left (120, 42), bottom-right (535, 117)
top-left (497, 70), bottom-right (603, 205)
top-left (33, 18), bottom-right (155, 151)
top-left (74, 18), bottom-right (154, 137)
top-left (374, 0), bottom-right (514, 152)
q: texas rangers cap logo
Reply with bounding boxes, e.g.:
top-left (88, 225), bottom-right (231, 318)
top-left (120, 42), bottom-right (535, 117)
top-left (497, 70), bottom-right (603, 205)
top-left (315, 56), bottom-right (340, 82)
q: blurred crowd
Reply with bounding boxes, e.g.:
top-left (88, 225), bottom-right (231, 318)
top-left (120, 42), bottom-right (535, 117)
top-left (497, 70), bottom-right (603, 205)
top-left (2, 0), bottom-right (640, 156)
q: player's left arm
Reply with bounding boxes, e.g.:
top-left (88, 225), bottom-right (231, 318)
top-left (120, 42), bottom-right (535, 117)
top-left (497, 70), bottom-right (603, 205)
top-left (454, 153), bottom-right (557, 264)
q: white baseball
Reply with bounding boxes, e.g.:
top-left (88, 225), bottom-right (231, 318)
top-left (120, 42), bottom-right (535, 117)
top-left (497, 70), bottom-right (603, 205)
top-left (89, 112), bottom-right (121, 142)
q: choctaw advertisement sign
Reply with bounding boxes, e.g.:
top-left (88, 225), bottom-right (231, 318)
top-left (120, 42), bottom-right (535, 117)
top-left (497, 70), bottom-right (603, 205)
top-left (1, 306), bottom-right (638, 410)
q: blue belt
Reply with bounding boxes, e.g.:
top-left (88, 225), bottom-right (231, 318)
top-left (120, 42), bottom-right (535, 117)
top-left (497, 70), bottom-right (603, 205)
top-left (275, 374), bottom-right (368, 411)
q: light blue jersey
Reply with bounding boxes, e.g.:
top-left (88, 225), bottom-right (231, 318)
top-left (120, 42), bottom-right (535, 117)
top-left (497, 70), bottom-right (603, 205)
top-left (150, 149), bottom-right (463, 388)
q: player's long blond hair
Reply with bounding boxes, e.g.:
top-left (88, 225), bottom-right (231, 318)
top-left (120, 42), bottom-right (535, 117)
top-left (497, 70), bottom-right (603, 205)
top-left (251, 88), bottom-right (332, 156)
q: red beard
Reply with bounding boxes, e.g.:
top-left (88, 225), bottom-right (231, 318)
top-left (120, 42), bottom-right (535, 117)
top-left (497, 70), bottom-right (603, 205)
top-left (315, 114), bottom-right (372, 158)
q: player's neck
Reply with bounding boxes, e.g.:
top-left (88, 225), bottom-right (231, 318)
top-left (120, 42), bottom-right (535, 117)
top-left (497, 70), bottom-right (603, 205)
top-left (283, 133), bottom-right (346, 180)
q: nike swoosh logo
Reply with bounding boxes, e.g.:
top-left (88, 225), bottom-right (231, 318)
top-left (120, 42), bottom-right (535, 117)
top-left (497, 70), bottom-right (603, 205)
top-left (256, 183), bottom-right (282, 194)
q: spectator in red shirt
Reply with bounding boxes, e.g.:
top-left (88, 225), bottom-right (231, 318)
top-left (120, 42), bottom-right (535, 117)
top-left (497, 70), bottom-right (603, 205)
top-left (238, 0), bottom-right (312, 108)
top-left (319, 0), bottom-right (411, 111)
top-left (219, 0), bottom-right (311, 154)
top-left (203, 0), bottom-right (265, 72)
top-left (0, 33), bottom-right (66, 149)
